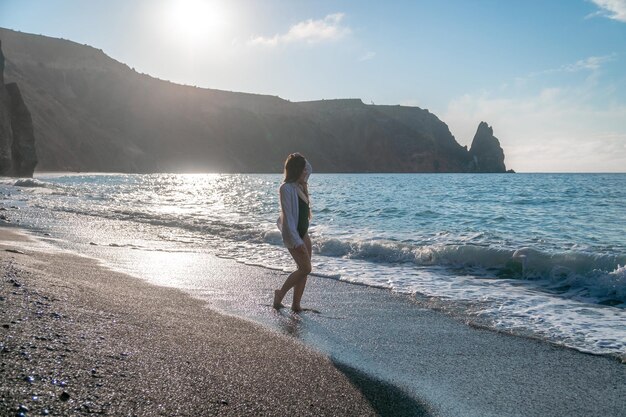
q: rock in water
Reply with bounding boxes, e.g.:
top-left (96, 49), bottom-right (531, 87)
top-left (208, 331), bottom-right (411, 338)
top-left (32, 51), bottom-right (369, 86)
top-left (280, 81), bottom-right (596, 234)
top-left (0, 39), bottom-right (38, 176)
top-left (0, 45), bottom-right (11, 174)
top-left (0, 39), bottom-right (4, 85)
top-left (6, 83), bottom-right (37, 176)
top-left (0, 40), bottom-right (12, 174)
top-left (468, 121), bottom-right (507, 173)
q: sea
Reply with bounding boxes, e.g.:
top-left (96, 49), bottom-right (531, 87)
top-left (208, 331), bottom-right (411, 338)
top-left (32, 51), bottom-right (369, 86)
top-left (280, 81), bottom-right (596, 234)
top-left (1, 173), bottom-right (625, 358)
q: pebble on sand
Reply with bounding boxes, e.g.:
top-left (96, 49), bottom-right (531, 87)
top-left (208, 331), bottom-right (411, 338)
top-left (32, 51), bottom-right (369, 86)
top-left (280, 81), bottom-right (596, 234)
top-left (5, 249), bottom-right (25, 254)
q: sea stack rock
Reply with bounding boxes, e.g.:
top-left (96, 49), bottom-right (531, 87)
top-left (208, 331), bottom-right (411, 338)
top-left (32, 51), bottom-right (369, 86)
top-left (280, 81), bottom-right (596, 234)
top-left (6, 83), bottom-right (37, 176)
top-left (468, 121), bottom-right (506, 173)
top-left (0, 40), bottom-right (4, 85)
top-left (0, 41), bottom-right (12, 174)
top-left (0, 40), bottom-right (37, 176)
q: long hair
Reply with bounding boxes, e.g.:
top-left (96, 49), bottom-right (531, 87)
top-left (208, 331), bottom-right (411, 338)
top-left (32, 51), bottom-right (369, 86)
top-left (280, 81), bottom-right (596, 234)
top-left (283, 153), bottom-right (306, 183)
top-left (283, 153), bottom-right (311, 218)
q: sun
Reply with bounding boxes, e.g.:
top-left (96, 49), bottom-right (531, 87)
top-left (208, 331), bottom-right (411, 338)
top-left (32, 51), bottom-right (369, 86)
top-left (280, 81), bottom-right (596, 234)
top-left (164, 0), bottom-right (227, 44)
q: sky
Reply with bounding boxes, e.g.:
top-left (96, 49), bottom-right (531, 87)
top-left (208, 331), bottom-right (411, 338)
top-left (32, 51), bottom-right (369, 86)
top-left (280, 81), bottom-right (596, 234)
top-left (1, 0), bottom-right (625, 172)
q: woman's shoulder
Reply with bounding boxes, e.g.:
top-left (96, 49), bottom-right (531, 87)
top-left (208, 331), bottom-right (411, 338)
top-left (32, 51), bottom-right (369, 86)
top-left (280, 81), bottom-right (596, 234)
top-left (279, 182), bottom-right (297, 192)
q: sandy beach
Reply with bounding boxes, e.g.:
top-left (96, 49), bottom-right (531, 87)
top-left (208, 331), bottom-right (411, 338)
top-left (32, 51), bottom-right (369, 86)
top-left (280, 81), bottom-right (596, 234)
top-left (0, 227), bottom-right (405, 416)
top-left (2, 225), bottom-right (625, 417)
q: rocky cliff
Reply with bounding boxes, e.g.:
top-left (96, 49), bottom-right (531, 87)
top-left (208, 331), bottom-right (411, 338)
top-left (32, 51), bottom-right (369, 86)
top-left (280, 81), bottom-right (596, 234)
top-left (0, 39), bottom-right (37, 176)
top-left (468, 122), bottom-right (507, 173)
top-left (0, 28), bottom-right (507, 173)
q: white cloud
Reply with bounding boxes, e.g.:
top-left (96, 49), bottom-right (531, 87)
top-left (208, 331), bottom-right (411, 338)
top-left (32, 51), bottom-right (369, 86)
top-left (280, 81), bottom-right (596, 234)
top-left (563, 54), bottom-right (617, 71)
top-left (523, 54), bottom-right (616, 80)
top-left (443, 85), bottom-right (626, 172)
top-left (249, 13), bottom-right (351, 46)
top-left (358, 51), bottom-right (376, 61)
top-left (589, 0), bottom-right (626, 22)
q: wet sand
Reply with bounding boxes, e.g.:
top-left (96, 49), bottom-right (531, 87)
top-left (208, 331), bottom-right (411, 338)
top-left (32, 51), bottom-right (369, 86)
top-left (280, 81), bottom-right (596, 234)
top-left (166, 250), bottom-right (626, 417)
top-left (0, 227), bottom-right (414, 416)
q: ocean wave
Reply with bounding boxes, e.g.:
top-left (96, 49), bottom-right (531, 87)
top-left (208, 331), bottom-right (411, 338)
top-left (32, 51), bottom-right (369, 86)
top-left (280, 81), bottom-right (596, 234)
top-left (312, 237), bottom-right (621, 275)
top-left (300, 237), bottom-right (623, 304)
top-left (315, 237), bottom-right (625, 303)
top-left (48, 204), bottom-right (626, 305)
top-left (14, 178), bottom-right (50, 188)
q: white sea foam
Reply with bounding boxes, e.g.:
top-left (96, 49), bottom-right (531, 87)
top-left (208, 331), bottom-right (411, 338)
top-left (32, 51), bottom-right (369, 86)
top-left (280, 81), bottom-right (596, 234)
top-left (13, 178), bottom-right (49, 188)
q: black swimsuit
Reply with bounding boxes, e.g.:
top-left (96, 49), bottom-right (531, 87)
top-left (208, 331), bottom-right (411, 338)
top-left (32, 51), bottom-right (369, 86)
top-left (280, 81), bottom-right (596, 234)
top-left (297, 196), bottom-right (309, 238)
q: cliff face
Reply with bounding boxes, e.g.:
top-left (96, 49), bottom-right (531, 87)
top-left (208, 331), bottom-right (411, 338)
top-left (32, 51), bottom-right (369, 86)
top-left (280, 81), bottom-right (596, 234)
top-left (0, 40), bottom-right (37, 176)
top-left (468, 122), bottom-right (507, 173)
top-left (0, 28), bottom-right (508, 173)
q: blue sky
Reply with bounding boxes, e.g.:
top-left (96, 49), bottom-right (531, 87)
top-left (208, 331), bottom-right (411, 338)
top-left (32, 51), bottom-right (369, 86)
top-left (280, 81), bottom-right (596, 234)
top-left (1, 0), bottom-right (625, 172)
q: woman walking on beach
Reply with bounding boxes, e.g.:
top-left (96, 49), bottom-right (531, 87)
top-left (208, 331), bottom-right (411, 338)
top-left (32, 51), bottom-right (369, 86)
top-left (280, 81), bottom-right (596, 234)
top-left (274, 153), bottom-right (313, 312)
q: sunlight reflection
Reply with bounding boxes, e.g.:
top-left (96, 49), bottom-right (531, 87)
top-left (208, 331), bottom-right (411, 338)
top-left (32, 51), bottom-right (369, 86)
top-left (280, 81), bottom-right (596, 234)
top-left (117, 249), bottom-right (203, 288)
top-left (149, 173), bottom-right (224, 216)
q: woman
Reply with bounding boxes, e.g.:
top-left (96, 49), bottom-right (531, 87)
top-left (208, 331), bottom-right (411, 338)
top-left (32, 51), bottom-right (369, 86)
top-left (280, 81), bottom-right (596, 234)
top-left (273, 153), bottom-right (313, 312)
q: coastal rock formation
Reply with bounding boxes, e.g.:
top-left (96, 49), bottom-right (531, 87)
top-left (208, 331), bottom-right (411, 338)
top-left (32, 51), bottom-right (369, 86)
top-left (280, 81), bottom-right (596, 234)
top-left (468, 122), bottom-right (507, 173)
top-left (5, 83), bottom-right (37, 176)
top-left (0, 39), bottom-right (4, 85)
top-left (0, 28), bottom-right (508, 173)
top-left (0, 40), bottom-right (37, 176)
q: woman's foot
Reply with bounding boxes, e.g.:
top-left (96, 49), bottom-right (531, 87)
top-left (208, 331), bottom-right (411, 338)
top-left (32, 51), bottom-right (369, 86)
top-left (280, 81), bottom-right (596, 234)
top-left (273, 290), bottom-right (285, 309)
top-left (291, 304), bottom-right (303, 313)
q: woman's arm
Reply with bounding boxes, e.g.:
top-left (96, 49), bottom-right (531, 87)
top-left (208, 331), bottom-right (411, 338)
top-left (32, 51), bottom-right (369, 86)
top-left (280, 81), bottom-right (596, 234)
top-left (280, 183), bottom-right (304, 248)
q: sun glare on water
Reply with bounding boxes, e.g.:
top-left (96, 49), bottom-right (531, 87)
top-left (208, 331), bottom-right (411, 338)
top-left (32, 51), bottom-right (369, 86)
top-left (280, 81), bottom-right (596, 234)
top-left (163, 0), bottom-right (227, 44)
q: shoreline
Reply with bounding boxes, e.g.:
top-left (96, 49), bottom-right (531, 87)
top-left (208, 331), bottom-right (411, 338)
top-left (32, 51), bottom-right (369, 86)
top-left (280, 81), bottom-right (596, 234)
top-left (1, 227), bottom-right (414, 416)
top-left (2, 225), bottom-right (626, 416)
top-left (6, 172), bottom-right (625, 362)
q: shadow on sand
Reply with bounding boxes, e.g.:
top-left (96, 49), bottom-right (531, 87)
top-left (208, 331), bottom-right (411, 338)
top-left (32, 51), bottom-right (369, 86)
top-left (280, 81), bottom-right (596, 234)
top-left (332, 359), bottom-right (434, 417)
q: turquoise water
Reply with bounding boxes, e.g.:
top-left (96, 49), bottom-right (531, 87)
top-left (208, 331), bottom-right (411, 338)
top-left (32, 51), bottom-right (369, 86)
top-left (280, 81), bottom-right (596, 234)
top-left (2, 173), bottom-right (625, 356)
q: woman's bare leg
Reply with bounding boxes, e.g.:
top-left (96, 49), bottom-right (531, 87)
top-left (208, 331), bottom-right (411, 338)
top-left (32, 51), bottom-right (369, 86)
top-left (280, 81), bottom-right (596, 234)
top-left (273, 241), bottom-right (311, 309)
top-left (292, 234), bottom-right (312, 311)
